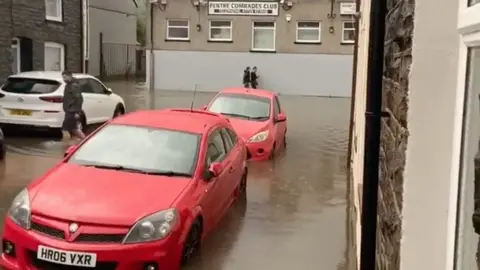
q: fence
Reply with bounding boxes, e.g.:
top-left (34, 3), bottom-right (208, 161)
top-left (99, 33), bottom-right (146, 81)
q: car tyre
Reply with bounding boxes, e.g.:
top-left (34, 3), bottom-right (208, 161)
top-left (0, 142), bottom-right (6, 161)
top-left (181, 219), bottom-right (202, 266)
top-left (268, 143), bottom-right (276, 160)
top-left (113, 104), bottom-right (125, 118)
top-left (236, 172), bottom-right (248, 203)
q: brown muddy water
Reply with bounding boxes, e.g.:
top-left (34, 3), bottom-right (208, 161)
top-left (0, 81), bottom-right (351, 270)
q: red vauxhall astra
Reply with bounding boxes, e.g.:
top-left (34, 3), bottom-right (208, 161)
top-left (0, 108), bottom-right (248, 270)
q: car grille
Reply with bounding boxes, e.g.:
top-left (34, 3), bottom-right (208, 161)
top-left (31, 221), bottom-right (65, 240)
top-left (74, 234), bottom-right (125, 244)
top-left (31, 221), bottom-right (126, 244)
top-left (29, 251), bottom-right (118, 270)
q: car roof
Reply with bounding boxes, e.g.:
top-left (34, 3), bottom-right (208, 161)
top-left (110, 108), bottom-right (229, 134)
top-left (8, 71), bottom-right (94, 81)
top-left (219, 87), bottom-right (276, 98)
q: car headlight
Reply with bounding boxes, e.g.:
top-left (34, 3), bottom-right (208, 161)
top-left (8, 188), bottom-right (31, 229)
top-left (248, 131), bottom-right (269, 142)
top-left (123, 209), bottom-right (178, 244)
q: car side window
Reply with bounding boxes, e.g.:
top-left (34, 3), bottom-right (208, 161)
top-left (77, 79), bottom-right (93, 93)
top-left (88, 79), bottom-right (107, 94)
top-left (226, 128), bottom-right (237, 146)
top-left (206, 130), bottom-right (227, 165)
top-left (220, 128), bottom-right (234, 152)
top-left (274, 96), bottom-right (281, 116)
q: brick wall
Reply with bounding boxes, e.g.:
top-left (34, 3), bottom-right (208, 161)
top-left (0, 0), bottom-right (83, 81)
top-left (376, 0), bottom-right (414, 268)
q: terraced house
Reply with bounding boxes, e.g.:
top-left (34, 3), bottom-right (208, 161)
top-left (0, 0), bottom-right (84, 80)
top-left (147, 0), bottom-right (357, 96)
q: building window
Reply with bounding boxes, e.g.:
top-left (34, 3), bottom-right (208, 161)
top-left (342, 21), bottom-right (356, 44)
top-left (11, 38), bottom-right (20, 74)
top-left (166, 20), bottom-right (190, 41)
top-left (45, 0), bottom-right (62, 21)
top-left (252, 21), bottom-right (275, 51)
top-left (296, 21), bottom-right (321, 43)
top-left (44, 42), bottom-right (65, 71)
top-left (209, 21), bottom-right (233, 41)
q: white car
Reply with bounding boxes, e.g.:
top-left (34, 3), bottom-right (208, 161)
top-left (0, 71), bottom-right (125, 130)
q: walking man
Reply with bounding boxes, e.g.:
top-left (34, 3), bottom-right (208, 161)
top-left (250, 66), bottom-right (259, 89)
top-left (243, 66), bottom-right (251, 88)
top-left (61, 70), bottom-right (85, 143)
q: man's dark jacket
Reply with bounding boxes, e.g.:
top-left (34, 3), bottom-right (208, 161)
top-left (63, 79), bottom-right (83, 113)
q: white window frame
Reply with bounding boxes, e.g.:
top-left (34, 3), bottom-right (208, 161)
top-left (11, 38), bottom-right (20, 74)
top-left (44, 42), bottom-right (65, 71)
top-left (448, 0), bottom-right (480, 270)
top-left (341, 21), bottom-right (356, 44)
top-left (166, 19), bottom-right (190, 41)
top-left (295, 21), bottom-right (321, 43)
top-left (208, 20), bottom-right (233, 42)
top-left (45, 0), bottom-right (63, 22)
top-left (251, 21), bottom-right (276, 52)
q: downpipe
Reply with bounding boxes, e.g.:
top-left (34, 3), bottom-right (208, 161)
top-left (359, 0), bottom-right (387, 268)
top-left (148, 3), bottom-right (155, 109)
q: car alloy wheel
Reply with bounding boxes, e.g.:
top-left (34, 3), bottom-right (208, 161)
top-left (181, 221), bottom-right (201, 264)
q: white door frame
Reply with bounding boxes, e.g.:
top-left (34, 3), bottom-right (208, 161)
top-left (11, 38), bottom-right (20, 74)
top-left (447, 2), bottom-right (480, 270)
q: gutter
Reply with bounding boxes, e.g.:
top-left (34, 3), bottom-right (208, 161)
top-left (359, 0), bottom-right (387, 268)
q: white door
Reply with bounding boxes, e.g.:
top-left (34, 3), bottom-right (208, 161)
top-left (76, 78), bottom-right (98, 123)
top-left (44, 42), bottom-right (64, 71)
top-left (87, 78), bottom-right (115, 122)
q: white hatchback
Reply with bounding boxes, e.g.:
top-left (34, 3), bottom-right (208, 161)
top-left (0, 71), bottom-right (126, 129)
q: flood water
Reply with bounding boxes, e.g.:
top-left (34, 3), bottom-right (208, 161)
top-left (0, 81), bottom-right (351, 270)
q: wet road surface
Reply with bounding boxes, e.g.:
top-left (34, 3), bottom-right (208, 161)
top-left (0, 81), bottom-right (350, 270)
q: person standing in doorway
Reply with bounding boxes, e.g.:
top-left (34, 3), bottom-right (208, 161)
top-left (250, 66), bottom-right (259, 89)
top-left (243, 66), bottom-right (251, 88)
top-left (61, 70), bottom-right (85, 143)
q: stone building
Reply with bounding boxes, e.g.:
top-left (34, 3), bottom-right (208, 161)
top-left (349, 0), bottom-right (480, 269)
top-left (146, 0), bottom-right (356, 96)
top-left (0, 0), bottom-right (83, 81)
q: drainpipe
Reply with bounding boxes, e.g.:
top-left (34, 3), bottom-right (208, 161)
top-left (148, 3), bottom-right (155, 109)
top-left (359, 0), bottom-right (387, 268)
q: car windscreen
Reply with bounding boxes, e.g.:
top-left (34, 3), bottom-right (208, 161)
top-left (1, 78), bottom-right (61, 94)
top-left (68, 124), bottom-right (201, 177)
top-left (208, 94), bottom-right (271, 121)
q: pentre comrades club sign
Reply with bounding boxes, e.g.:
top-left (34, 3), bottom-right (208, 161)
top-left (208, 1), bottom-right (279, 16)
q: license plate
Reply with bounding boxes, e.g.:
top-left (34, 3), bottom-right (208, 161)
top-left (37, 245), bottom-right (97, 267)
top-left (9, 109), bottom-right (32, 116)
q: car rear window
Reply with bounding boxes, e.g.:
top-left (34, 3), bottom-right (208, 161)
top-left (1, 78), bottom-right (60, 94)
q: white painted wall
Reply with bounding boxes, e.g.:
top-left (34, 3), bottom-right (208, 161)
top-left (88, 0), bottom-right (137, 76)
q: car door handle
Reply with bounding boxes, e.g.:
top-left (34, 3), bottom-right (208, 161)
top-left (97, 101), bottom-right (102, 103)
top-left (228, 167), bottom-right (234, 173)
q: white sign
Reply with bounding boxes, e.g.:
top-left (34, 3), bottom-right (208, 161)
top-left (208, 1), bottom-right (279, 16)
top-left (340, 2), bottom-right (356, 15)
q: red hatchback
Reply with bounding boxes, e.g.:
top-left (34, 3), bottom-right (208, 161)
top-left (0, 109), bottom-right (248, 270)
top-left (205, 88), bottom-right (287, 161)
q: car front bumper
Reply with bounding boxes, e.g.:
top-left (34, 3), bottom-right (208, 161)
top-left (246, 138), bottom-right (275, 161)
top-left (1, 217), bottom-right (184, 270)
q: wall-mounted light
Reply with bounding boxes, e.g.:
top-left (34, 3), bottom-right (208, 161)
top-left (150, 0), bottom-right (167, 11)
top-left (329, 26), bottom-right (335, 33)
top-left (191, 0), bottom-right (207, 10)
top-left (279, 0), bottom-right (293, 11)
top-left (285, 14), bottom-right (292, 23)
top-left (196, 24), bottom-right (202, 31)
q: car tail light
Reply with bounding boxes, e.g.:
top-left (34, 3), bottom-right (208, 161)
top-left (39, 96), bottom-right (63, 103)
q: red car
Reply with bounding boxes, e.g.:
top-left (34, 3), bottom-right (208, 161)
top-left (204, 88), bottom-right (287, 161)
top-left (0, 109), bottom-right (248, 270)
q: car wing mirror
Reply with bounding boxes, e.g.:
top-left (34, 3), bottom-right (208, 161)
top-left (202, 105), bottom-right (207, 110)
top-left (204, 162), bottom-right (223, 181)
top-left (275, 113), bottom-right (287, 123)
top-left (64, 145), bottom-right (77, 157)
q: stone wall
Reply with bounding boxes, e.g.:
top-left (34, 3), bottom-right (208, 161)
top-left (376, 0), bottom-right (414, 268)
top-left (0, 0), bottom-right (82, 80)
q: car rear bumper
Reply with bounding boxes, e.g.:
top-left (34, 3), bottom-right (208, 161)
top-left (0, 115), bottom-right (63, 129)
top-left (1, 217), bottom-right (183, 270)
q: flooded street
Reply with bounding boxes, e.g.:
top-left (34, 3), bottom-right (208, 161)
top-left (0, 81), bottom-right (350, 270)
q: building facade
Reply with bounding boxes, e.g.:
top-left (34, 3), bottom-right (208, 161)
top-left (147, 0), bottom-right (356, 96)
top-left (0, 0), bottom-right (83, 81)
top-left (349, 0), bottom-right (480, 269)
top-left (87, 0), bottom-right (138, 78)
